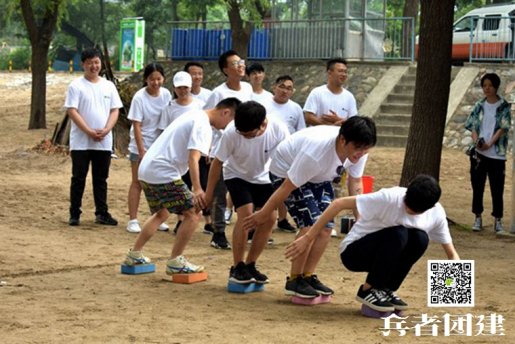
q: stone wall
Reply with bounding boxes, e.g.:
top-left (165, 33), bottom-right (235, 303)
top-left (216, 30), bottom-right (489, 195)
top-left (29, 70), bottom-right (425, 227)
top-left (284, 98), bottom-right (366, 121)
top-left (444, 64), bottom-right (515, 153)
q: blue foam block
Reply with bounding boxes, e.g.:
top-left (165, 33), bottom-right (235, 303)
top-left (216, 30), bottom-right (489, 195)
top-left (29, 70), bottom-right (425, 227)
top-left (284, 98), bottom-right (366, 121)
top-left (227, 281), bottom-right (265, 293)
top-left (121, 263), bottom-right (156, 275)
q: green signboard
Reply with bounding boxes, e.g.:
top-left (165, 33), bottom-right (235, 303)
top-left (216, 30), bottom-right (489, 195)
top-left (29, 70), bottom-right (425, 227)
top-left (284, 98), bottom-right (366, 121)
top-left (119, 17), bottom-right (145, 72)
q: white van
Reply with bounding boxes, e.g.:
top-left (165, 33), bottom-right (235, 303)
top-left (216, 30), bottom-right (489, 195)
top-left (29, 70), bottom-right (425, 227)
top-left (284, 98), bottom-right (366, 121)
top-left (452, 3), bottom-right (515, 60)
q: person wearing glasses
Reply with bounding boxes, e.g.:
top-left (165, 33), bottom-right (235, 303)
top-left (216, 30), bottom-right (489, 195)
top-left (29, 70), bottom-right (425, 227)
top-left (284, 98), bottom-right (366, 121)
top-left (243, 116), bottom-right (376, 298)
top-left (203, 50), bottom-right (254, 250)
top-left (262, 75), bottom-right (306, 234)
top-left (205, 101), bottom-right (289, 284)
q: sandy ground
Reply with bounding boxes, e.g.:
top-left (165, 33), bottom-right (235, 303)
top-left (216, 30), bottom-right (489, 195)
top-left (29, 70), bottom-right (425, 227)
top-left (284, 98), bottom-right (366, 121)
top-left (0, 72), bottom-right (514, 344)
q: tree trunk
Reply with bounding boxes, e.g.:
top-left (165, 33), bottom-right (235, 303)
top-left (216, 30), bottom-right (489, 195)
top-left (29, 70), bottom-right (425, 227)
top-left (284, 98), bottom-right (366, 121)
top-left (29, 43), bottom-right (49, 129)
top-left (401, 0), bottom-right (418, 58)
top-left (227, 0), bottom-right (252, 59)
top-left (400, 0), bottom-right (455, 186)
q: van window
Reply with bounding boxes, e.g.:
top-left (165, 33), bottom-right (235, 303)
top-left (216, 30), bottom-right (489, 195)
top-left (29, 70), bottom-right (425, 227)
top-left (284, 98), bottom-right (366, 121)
top-left (454, 16), bottom-right (478, 32)
top-left (483, 15), bottom-right (501, 31)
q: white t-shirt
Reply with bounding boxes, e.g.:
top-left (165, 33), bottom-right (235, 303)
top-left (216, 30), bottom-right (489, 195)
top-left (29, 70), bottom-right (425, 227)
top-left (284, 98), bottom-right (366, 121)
top-left (303, 84), bottom-right (357, 121)
top-left (264, 98), bottom-right (306, 134)
top-left (127, 87), bottom-right (172, 154)
top-left (64, 76), bottom-right (123, 151)
top-left (191, 87), bottom-right (212, 107)
top-left (339, 186), bottom-right (452, 253)
top-left (270, 126), bottom-right (368, 187)
top-left (138, 110), bottom-right (212, 184)
top-left (251, 90), bottom-right (273, 105)
top-left (479, 100), bottom-right (502, 159)
top-left (203, 81), bottom-right (253, 109)
top-left (158, 98), bottom-right (203, 131)
top-left (214, 118), bottom-right (289, 184)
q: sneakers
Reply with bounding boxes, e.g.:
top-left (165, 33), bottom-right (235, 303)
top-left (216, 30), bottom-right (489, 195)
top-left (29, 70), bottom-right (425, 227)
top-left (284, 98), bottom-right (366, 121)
top-left (127, 219), bottom-right (141, 233)
top-left (246, 262), bottom-right (269, 284)
top-left (158, 223), bottom-right (169, 232)
top-left (95, 213), bottom-right (118, 226)
top-left (203, 223), bottom-right (215, 234)
top-left (330, 228), bottom-right (338, 237)
top-left (285, 276), bottom-right (320, 298)
top-left (277, 218), bottom-right (296, 233)
top-left (356, 285), bottom-right (395, 312)
top-left (124, 249), bottom-right (151, 266)
top-left (229, 262), bottom-right (255, 284)
top-left (472, 216), bottom-right (482, 232)
top-left (166, 255), bottom-right (204, 275)
top-left (495, 218), bottom-right (504, 233)
top-left (224, 208), bottom-right (233, 225)
top-left (68, 216), bottom-right (80, 226)
top-left (210, 232), bottom-right (231, 249)
top-left (384, 289), bottom-right (409, 310)
top-left (173, 220), bottom-right (182, 235)
top-left (305, 274), bottom-right (334, 295)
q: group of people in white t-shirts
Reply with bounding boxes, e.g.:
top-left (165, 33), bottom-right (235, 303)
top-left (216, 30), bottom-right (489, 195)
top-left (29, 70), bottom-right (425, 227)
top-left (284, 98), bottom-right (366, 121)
top-left (65, 48), bottom-right (461, 313)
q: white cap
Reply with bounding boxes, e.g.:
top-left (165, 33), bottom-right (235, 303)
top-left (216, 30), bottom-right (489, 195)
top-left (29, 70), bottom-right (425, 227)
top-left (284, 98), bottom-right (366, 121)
top-left (173, 71), bottom-right (192, 88)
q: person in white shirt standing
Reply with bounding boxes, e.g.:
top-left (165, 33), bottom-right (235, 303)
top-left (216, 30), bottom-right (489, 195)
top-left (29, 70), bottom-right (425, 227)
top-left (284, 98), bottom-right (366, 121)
top-left (205, 101), bottom-right (289, 284)
top-left (65, 48), bottom-right (123, 227)
top-left (184, 62), bottom-right (212, 107)
top-left (123, 98), bottom-right (241, 274)
top-left (246, 62), bottom-right (273, 104)
top-left (285, 175), bottom-right (460, 312)
top-left (126, 63), bottom-right (172, 233)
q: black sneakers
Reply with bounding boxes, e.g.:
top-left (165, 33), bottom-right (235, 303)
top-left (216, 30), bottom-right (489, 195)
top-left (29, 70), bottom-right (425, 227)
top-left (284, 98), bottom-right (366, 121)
top-left (305, 274), bottom-right (334, 295)
top-left (203, 223), bottom-right (215, 234)
top-left (277, 219), bottom-right (296, 233)
top-left (211, 232), bottom-right (231, 250)
top-left (384, 289), bottom-right (409, 310)
top-left (246, 262), bottom-right (269, 284)
top-left (173, 220), bottom-right (182, 235)
top-left (95, 213), bottom-right (118, 226)
top-left (285, 276), bottom-right (319, 298)
top-left (68, 216), bottom-right (80, 226)
top-left (229, 262), bottom-right (255, 284)
top-left (356, 285), bottom-right (395, 312)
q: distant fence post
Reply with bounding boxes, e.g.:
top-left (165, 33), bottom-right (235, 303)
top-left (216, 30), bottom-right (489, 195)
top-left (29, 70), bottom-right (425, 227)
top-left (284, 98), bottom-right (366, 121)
top-left (69, 59), bottom-right (73, 73)
top-left (8, 60), bottom-right (12, 72)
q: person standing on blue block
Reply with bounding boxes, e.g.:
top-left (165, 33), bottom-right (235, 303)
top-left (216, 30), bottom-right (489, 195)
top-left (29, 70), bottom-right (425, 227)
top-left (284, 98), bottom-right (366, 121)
top-left (205, 101), bottom-right (289, 284)
top-left (123, 98), bottom-right (241, 272)
top-left (285, 175), bottom-right (460, 312)
top-left (243, 116), bottom-right (376, 298)
top-left (65, 48), bottom-right (123, 227)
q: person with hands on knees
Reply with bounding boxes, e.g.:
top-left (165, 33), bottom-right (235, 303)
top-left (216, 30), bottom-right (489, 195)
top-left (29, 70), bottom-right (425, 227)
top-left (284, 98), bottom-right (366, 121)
top-left (285, 174), bottom-right (460, 312)
top-left (244, 116), bottom-right (376, 298)
top-left (123, 98), bottom-right (241, 274)
top-left (464, 72), bottom-right (511, 233)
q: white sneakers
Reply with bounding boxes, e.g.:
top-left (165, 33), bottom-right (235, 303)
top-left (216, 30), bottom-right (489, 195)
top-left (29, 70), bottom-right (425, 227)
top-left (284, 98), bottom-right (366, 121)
top-left (330, 228), bottom-right (338, 237)
top-left (166, 255), bottom-right (204, 275)
top-left (127, 220), bottom-right (169, 233)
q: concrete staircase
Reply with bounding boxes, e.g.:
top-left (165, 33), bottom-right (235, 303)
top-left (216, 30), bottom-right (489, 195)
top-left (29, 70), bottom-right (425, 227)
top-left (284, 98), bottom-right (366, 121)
top-left (374, 66), bottom-right (416, 147)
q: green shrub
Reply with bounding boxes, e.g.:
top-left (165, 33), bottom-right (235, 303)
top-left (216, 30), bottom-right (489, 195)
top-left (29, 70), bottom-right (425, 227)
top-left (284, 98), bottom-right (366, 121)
top-left (9, 46), bottom-right (31, 70)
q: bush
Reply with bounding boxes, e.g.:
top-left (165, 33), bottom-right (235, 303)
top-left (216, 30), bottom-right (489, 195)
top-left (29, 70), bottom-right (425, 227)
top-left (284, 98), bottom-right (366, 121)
top-left (0, 49), bottom-right (9, 70)
top-left (9, 46), bottom-right (31, 70)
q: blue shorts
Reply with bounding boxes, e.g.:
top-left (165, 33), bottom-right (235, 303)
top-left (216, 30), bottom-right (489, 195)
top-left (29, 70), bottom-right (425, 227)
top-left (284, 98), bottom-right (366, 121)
top-left (140, 179), bottom-right (194, 215)
top-left (270, 173), bottom-right (335, 229)
top-left (128, 152), bottom-right (139, 162)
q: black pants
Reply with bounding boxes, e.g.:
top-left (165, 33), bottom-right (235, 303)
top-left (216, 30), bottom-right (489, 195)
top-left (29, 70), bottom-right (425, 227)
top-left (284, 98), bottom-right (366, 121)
top-left (70, 150), bottom-right (112, 217)
top-left (340, 226), bottom-right (429, 291)
top-left (470, 153), bottom-right (505, 218)
top-left (182, 157), bottom-right (211, 217)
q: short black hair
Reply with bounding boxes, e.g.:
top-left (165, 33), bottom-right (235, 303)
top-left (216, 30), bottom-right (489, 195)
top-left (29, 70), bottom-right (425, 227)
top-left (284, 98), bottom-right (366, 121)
top-left (184, 61), bottom-right (204, 72)
top-left (214, 97), bottom-right (242, 111)
top-left (246, 62), bottom-right (265, 76)
top-left (404, 175), bottom-right (442, 213)
top-left (275, 75), bottom-right (293, 84)
top-left (218, 50), bottom-right (239, 76)
top-left (142, 62), bottom-right (165, 87)
top-left (481, 73), bottom-right (501, 92)
top-left (338, 116), bottom-right (376, 148)
top-left (234, 101), bottom-right (266, 132)
top-left (81, 48), bottom-right (101, 62)
top-left (327, 58), bottom-right (347, 71)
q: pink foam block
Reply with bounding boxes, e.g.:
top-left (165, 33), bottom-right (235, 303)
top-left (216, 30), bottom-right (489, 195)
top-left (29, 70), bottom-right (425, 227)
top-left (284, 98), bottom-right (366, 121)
top-left (360, 304), bottom-right (404, 318)
top-left (291, 295), bottom-right (332, 305)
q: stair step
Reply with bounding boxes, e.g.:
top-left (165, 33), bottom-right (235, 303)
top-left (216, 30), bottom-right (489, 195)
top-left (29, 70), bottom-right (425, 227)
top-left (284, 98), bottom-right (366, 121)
top-left (374, 113), bottom-right (412, 125)
top-left (387, 94), bottom-right (414, 103)
top-left (380, 104), bottom-right (413, 114)
top-left (376, 134), bottom-right (408, 148)
top-left (400, 75), bottom-right (416, 83)
top-left (393, 84), bottom-right (415, 94)
top-left (375, 124), bottom-right (410, 136)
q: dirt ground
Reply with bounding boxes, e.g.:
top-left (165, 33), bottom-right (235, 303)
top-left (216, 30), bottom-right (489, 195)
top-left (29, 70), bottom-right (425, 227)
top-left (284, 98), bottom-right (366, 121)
top-left (1, 72), bottom-right (514, 344)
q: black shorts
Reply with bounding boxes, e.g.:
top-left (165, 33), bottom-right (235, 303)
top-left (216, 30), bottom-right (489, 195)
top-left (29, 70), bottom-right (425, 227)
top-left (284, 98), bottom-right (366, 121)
top-left (182, 157), bottom-right (210, 190)
top-left (224, 178), bottom-right (274, 210)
